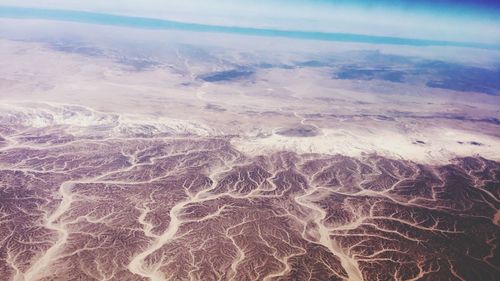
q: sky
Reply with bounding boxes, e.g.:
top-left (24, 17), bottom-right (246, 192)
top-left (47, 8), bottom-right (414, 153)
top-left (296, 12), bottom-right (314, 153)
top-left (0, 0), bottom-right (499, 46)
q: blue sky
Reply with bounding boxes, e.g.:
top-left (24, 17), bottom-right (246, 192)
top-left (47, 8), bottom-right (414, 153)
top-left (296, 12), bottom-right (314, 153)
top-left (0, 0), bottom-right (499, 46)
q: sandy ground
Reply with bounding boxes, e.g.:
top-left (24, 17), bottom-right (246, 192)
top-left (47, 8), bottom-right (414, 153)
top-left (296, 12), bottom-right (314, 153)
top-left (0, 38), bottom-right (499, 165)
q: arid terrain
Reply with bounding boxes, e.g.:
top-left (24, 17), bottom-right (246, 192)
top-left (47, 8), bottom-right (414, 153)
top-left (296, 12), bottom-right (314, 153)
top-left (0, 20), bottom-right (499, 281)
top-left (0, 105), bottom-right (499, 280)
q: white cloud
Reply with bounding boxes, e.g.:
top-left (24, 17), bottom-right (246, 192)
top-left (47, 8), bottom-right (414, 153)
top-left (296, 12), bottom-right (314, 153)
top-left (1, 0), bottom-right (499, 44)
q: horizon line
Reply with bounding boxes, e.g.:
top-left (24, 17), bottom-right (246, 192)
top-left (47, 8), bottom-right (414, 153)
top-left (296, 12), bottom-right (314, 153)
top-left (0, 6), bottom-right (499, 50)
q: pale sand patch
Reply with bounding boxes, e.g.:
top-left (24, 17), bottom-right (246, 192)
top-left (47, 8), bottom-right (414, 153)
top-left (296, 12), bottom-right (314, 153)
top-left (233, 127), bottom-right (500, 164)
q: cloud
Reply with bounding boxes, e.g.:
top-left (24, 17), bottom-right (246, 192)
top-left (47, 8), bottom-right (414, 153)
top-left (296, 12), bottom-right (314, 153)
top-left (1, 0), bottom-right (499, 44)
